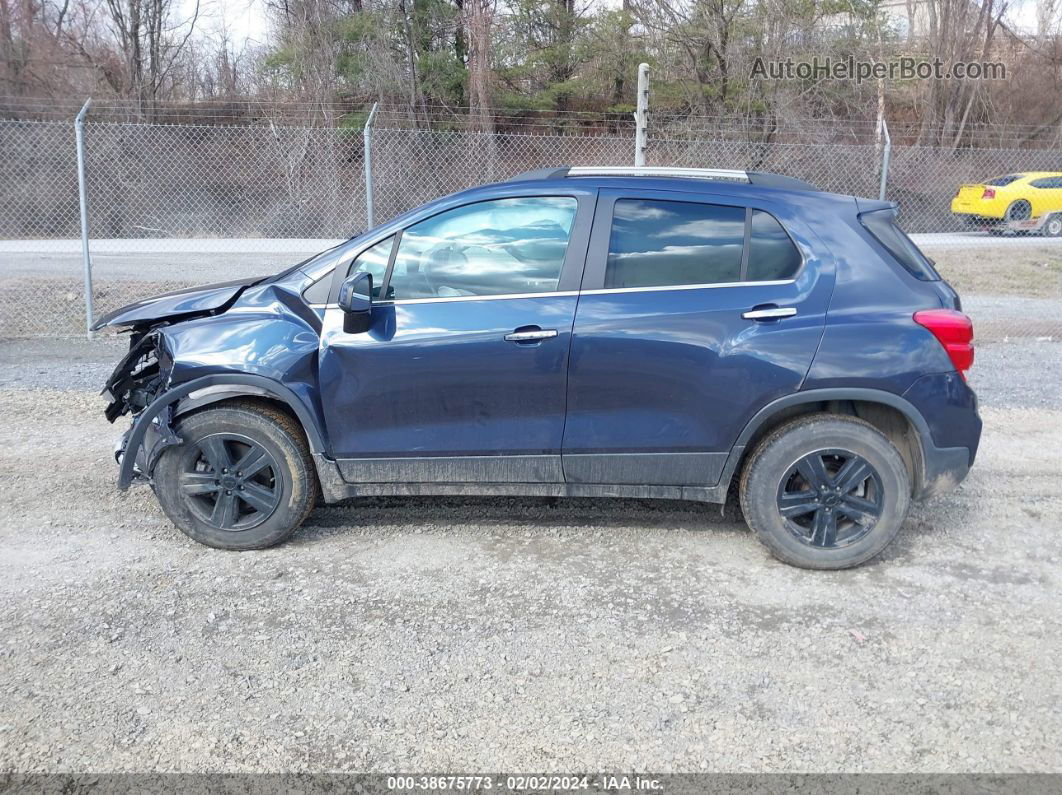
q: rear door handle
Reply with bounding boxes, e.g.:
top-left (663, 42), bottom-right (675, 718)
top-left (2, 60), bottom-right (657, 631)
top-left (742, 306), bottom-right (797, 320)
top-left (504, 328), bottom-right (558, 343)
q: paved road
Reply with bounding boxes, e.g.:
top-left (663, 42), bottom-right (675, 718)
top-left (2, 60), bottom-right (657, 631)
top-left (2, 233), bottom-right (1059, 283)
top-left (0, 239), bottom-right (346, 282)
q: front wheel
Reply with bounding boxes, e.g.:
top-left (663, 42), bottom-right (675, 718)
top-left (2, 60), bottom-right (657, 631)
top-left (739, 414), bottom-right (911, 570)
top-left (153, 400), bottom-right (318, 550)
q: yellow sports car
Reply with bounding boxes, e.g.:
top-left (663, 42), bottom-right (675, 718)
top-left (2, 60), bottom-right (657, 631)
top-left (951, 172), bottom-right (1062, 230)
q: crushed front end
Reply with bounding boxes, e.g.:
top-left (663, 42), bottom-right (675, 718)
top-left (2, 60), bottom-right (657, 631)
top-left (102, 331), bottom-right (181, 488)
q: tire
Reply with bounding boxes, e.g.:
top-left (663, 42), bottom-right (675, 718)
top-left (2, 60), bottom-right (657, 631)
top-left (1044, 215), bottom-right (1062, 238)
top-left (153, 400), bottom-right (318, 550)
top-left (739, 414), bottom-right (911, 570)
top-left (1005, 200), bottom-right (1032, 222)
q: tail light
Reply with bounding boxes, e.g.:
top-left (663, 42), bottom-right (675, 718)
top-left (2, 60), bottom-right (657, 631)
top-left (914, 309), bottom-right (974, 378)
top-left (982, 187), bottom-right (996, 199)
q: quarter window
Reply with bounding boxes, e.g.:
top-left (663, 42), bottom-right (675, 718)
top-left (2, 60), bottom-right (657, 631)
top-left (385, 197), bottom-right (577, 299)
top-left (747, 210), bottom-right (802, 281)
top-left (347, 236), bottom-right (395, 298)
top-left (986, 174), bottom-right (1022, 186)
top-left (605, 199), bottom-right (745, 289)
top-left (860, 209), bottom-right (940, 281)
top-left (301, 235), bottom-right (394, 303)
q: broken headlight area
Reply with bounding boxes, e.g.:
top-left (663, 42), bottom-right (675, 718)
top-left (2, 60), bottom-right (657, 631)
top-left (102, 331), bottom-right (172, 423)
top-left (104, 331), bottom-right (182, 486)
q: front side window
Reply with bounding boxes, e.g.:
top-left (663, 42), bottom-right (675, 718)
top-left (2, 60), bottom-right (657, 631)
top-left (605, 199), bottom-right (745, 289)
top-left (1030, 177), bottom-right (1062, 189)
top-left (385, 197), bottom-right (578, 299)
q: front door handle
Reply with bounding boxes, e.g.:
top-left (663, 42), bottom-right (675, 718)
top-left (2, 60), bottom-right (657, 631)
top-left (742, 306), bottom-right (797, 321)
top-left (504, 328), bottom-right (558, 343)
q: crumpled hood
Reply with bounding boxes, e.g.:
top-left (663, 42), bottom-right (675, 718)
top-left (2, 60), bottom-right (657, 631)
top-left (91, 276), bottom-right (265, 331)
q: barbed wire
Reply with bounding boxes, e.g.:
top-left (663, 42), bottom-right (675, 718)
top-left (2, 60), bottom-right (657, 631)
top-left (1, 95), bottom-right (1060, 148)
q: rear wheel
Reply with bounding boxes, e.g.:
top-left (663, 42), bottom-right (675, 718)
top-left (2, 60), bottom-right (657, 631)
top-left (739, 414), bottom-right (911, 570)
top-left (1005, 199), bottom-right (1032, 222)
top-left (153, 400), bottom-right (318, 550)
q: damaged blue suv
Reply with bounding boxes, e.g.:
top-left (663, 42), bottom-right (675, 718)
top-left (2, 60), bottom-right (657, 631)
top-left (97, 166), bottom-right (980, 569)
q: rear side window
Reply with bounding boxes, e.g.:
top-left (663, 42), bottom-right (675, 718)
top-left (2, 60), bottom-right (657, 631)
top-left (986, 174), bottom-right (1022, 186)
top-left (747, 210), bottom-right (802, 281)
top-left (606, 199), bottom-right (745, 289)
top-left (860, 209), bottom-right (940, 281)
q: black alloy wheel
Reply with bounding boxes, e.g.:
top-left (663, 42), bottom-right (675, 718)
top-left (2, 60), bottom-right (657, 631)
top-left (776, 449), bottom-right (884, 549)
top-left (178, 433), bottom-right (282, 531)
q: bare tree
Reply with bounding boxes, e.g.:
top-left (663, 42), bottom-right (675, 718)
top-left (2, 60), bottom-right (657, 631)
top-left (97, 0), bottom-right (201, 117)
top-left (917, 0), bottom-right (1008, 147)
top-left (464, 0), bottom-right (494, 131)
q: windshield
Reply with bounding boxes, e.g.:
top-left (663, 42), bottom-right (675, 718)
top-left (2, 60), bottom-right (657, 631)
top-left (859, 209), bottom-right (940, 281)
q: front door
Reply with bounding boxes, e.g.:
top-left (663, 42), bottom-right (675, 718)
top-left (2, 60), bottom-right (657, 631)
top-left (319, 191), bottom-right (593, 484)
top-left (562, 189), bottom-right (834, 487)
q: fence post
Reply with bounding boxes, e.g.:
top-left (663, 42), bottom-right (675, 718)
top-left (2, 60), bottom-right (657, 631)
top-left (363, 102), bottom-right (378, 230)
top-left (74, 98), bottom-right (94, 339)
top-left (634, 64), bottom-right (650, 167)
top-left (878, 115), bottom-right (892, 201)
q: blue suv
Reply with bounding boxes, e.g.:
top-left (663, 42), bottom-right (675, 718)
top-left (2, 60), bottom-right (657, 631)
top-left (96, 166), bottom-right (980, 569)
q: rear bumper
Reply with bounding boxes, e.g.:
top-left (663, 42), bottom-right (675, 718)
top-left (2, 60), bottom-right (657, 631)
top-left (918, 442), bottom-right (972, 500)
top-left (950, 199), bottom-right (1005, 219)
top-left (902, 372), bottom-right (981, 500)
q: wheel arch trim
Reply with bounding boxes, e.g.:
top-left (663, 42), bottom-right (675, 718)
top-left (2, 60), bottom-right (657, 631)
top-left (716, 387), bottom-right (935, 496)
top-left (735, 388), bottom-right (933, 448)
top-left (117, 374), bottom-right (328, 490)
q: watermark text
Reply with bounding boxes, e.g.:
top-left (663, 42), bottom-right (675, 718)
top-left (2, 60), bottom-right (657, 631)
top-left (751, 56), bottom-right (1006, 82)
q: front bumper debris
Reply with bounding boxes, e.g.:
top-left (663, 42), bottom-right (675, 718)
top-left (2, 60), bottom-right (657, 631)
top-left (113, 405), bottom-right (182, 488)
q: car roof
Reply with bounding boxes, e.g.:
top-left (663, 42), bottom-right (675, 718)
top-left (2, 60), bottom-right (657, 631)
top-left (493, 166), bottom-right (867, 208)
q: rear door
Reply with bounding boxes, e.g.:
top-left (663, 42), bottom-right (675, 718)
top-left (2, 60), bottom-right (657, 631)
top-left (562, 189), bottom-right (834, 487)
top-left (319, 189), bottom-right (594, 484)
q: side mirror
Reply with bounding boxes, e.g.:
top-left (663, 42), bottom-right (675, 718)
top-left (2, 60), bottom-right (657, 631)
top-left (338, 271), bottom-right (373, 334)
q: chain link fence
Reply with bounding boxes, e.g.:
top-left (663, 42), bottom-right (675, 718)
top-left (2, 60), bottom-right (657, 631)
top-left (1, 116), bottom-right (1060, 341)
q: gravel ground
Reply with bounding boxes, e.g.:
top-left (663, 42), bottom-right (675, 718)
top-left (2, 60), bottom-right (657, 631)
top-left (0, 336), bottom-right (1059, 774)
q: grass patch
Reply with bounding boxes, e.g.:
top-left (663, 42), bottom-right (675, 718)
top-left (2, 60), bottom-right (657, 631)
top-left (923, 244), bottom-right (1062, 298)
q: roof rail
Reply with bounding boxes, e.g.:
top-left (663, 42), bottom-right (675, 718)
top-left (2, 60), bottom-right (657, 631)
top-left (567, 166), bottom-right (748, 181)
top-left (507, 165), bottom-right (817, 191)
